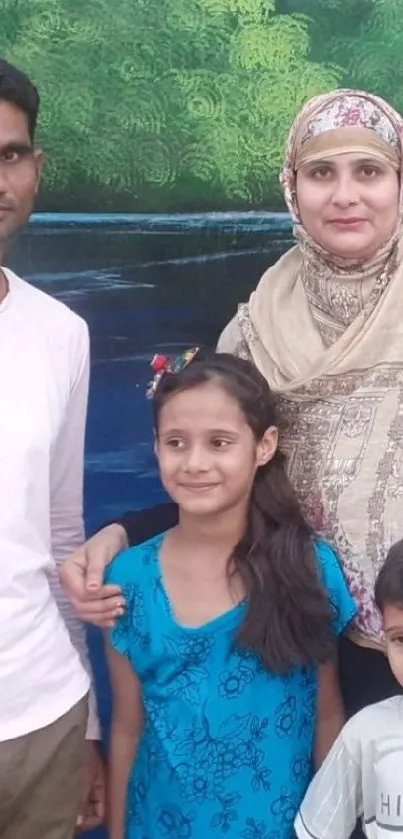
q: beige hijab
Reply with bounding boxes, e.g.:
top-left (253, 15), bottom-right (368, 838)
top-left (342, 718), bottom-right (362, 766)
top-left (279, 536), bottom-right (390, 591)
top-left (218, 90), bottom-right (403, 649)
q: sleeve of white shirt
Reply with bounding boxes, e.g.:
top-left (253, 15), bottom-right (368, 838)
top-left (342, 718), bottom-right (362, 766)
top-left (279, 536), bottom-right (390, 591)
top-left (48, 316), bottom-right (100, 740)
top-left (294, 720), bottom-right (363, 839)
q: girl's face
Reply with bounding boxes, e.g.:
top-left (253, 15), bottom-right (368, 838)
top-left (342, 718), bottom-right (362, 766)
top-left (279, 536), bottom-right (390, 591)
top-left (155, 380), bottom-right (277, 518)
top-left (296, 152), bottom-right (399, 260)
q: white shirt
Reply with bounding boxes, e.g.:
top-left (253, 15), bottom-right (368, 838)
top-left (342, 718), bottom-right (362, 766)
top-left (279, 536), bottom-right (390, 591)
top-left (295, 696), bottom-right (403, 839)
top-left (0, 268), bottom-right (99, 741)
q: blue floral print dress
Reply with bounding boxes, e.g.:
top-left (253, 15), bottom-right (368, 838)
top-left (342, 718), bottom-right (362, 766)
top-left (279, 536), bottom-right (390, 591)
top-left (106, 533), bottom-right (357, 839)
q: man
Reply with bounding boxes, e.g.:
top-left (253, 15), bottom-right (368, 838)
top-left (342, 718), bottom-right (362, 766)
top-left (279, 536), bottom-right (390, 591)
top-left (0, 60), bottom-right (104, 837)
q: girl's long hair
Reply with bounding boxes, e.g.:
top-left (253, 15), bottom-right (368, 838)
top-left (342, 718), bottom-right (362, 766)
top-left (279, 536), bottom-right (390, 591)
top-left (153, 352), bottom-right (335, 673)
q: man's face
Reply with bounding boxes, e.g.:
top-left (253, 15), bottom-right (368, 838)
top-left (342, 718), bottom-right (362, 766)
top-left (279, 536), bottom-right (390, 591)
top-left (0, 99), bottom-right (43, 246)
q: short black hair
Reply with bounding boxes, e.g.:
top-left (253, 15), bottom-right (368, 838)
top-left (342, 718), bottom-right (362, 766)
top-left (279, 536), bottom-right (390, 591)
top-left (374, 539), bottom-right (403, 613)
top-left (0, 59), bottom-right (39, 142)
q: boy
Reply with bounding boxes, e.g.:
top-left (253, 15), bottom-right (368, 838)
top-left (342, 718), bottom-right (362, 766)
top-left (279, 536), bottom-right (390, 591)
top-left (295, 540), bottom-right (403, 839)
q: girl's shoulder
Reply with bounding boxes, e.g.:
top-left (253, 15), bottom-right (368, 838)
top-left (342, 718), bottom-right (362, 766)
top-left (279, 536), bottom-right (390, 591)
top-left (104, 531), bottom-right (165, 587)
top-left (313, 538), bottom-right (358, 634)
top-left (313, 538), bottom-right (341, 572)
top-left (105, 533), bottom-right (167, 658)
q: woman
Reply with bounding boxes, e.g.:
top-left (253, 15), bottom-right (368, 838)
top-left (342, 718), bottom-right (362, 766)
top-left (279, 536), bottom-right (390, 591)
top-left (61, 89), bottom-right (403, 719)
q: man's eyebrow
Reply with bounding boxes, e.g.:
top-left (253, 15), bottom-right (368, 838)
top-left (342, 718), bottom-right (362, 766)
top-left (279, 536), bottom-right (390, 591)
top-left (0, 141), bottom-right (33, 154)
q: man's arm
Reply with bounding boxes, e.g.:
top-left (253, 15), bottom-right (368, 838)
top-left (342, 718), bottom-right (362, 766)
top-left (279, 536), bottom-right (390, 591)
top-left (49, 317), bottom-right (99, 739)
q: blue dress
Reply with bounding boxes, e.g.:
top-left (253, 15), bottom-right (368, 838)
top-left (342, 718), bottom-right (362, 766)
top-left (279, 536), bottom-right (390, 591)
top-left (106, 534), bottom-right (357, 839)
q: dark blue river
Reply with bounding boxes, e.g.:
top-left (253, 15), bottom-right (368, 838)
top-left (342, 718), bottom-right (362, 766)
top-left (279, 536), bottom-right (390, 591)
top-left (11, 212), bottom-right (293, 837)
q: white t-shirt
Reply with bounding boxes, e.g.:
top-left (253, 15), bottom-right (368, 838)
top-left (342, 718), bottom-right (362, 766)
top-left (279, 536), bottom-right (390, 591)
top-left (295, 696), bottom-right (403, 839)
top-left (0, 268), bottom-right (98, 741)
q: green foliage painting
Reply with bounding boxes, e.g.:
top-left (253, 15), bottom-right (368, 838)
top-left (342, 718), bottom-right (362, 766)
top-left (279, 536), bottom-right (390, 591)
top-left (0, 0), bottom-right (400, 211)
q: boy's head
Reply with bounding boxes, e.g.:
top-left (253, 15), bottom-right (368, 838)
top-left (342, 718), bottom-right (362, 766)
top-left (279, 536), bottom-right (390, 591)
top-left (0, 59), bottom-right (43, 247)
top-left (375, 539), bottom-right (403, 687)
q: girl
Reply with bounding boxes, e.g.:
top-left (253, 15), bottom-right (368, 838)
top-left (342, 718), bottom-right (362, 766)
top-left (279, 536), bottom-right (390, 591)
top-left (105, 351), bottom-right (357, 839)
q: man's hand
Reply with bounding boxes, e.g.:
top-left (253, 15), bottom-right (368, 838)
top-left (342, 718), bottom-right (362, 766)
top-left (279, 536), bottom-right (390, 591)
top-left (76, 741), bottom-right (106, 833)
top-left (59, 524), bottom-right (128, 628)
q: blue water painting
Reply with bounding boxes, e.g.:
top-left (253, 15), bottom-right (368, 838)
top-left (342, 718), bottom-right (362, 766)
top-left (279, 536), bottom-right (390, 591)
top-left (11, 211), bottom-right (292, 838)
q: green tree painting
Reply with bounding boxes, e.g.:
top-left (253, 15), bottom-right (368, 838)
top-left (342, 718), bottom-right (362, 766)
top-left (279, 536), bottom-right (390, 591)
top-left (0, 0), bottom-right (342, 210)
top-left (0, 0), bottom-right (399, 211)
top-left (281, 0), bottom-right (403, 111)
top-left (324, 0), bottom-right (403, 115)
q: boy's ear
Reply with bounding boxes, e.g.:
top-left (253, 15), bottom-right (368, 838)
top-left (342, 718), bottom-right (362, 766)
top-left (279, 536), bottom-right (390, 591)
top-left (256, 426), bottom-right (278, 467)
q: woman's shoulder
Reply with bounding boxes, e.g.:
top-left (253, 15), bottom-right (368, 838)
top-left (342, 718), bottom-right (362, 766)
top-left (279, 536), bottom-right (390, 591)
top-left (253, 244), bottom-right (302, 290)
top-left (217, 313), bottom-right (240, 353)
top-left (217, 245), bottom-right (302, 353)
top-left (104, 532), bottom-right (165, 587)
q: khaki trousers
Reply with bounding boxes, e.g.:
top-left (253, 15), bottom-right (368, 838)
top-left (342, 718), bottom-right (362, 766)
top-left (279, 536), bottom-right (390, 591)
top-left (0, 695), bottom-right (88, 839)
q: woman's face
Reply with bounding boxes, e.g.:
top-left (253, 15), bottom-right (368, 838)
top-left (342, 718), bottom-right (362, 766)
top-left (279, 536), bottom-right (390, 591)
top-left (296, 152), bottom-right (399, 260)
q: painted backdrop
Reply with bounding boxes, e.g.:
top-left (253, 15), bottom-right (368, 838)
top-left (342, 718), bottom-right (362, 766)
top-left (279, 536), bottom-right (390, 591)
top-left (2, 0), bottom-right (402, 835)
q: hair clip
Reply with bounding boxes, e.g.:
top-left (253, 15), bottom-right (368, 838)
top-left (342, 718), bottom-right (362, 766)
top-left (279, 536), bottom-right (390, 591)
top-left (146, 347), bottom-right (199, 398)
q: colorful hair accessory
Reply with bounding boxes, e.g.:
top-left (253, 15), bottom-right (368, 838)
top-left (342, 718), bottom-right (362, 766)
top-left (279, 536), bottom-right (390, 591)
top-left (146, 347), bottom-right (199, 398)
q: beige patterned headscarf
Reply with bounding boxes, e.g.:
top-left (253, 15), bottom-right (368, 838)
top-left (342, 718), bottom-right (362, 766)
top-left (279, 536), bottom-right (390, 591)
top-left (280, 89), bottom-right (403, 347)
top-left (218, 90), bottom-right (403, 649)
